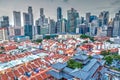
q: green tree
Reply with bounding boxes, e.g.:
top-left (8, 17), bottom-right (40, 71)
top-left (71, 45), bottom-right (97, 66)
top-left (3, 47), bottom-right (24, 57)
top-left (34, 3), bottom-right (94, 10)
top-left (35, 39), bottom-right (42, 43)
top-left (104, 56), bottom-right (113, 64)
top-left (101, 50), bottom-right (110, 56)
top-left (44, 36), bottom-right (51, 39)
top-left (80, 34), bottom-right (95, 42)
top-left (67, 59), bottom-right (83, 69)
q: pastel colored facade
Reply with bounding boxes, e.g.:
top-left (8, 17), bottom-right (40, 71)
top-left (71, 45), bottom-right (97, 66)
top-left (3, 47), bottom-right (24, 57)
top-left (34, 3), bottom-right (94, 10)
top-left (0, 28), bottom-right (8, 41)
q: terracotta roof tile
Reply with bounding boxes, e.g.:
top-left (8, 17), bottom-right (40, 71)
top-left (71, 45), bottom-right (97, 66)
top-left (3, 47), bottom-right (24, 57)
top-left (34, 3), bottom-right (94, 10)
top-left (0, 73), bottom-right (9, 80)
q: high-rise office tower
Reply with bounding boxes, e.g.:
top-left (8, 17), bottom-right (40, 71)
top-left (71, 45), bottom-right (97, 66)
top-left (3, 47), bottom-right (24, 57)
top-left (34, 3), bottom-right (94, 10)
top-left (23, 6), bottom-right (34, 39)
top-left (56, 20), bottom-right (62, 33)
top-left (0, 16), bottom-right (9, 28)
top-left (67, 8), bottom-right (79, 33)
top-left (49, 19), bottom-right (56, 34)
top-left (90, 15), bottom-right (98, 22)
top-left (100, 11), bottom-right (109, 26)
top-left (86, 12), bottom-right (91, 23)
top-left (40, 8), bottom-right (45, 23)
top-left (23, 7), bottom-right (34, 25)
top-left (24, 25), bottom-right (33, 39)
top-left (113, 12), bottom-right (120, 37)
top-left (23, 13), bottom-right (30, 25)
top-left (13, 11), bottom-right (21, 27)
top-left (28, 6), bottom-right (34, 25)
top-left (0, 16), bottom-right (9, 35)
top-left (57, 7), bottom-right (62, 21)
top-left (107, 19), bottom-right (113, 37)
top-left (107, 27), bottom-right (113, 37)
top-left (40, 8), bottom-right (44, 16)
top-left (61, 19), bottom-right (67, 33)
top-left (56, 7), bottom-right (62, 33)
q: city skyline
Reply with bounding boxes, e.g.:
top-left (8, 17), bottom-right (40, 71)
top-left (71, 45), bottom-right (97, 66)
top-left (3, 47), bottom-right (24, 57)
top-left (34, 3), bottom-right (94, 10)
top-left (0, 0), bottom-right (120, 26)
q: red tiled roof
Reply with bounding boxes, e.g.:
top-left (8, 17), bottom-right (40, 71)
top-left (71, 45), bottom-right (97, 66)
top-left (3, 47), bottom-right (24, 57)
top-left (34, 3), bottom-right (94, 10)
top-left (0, 73), bottom-right (9, 80)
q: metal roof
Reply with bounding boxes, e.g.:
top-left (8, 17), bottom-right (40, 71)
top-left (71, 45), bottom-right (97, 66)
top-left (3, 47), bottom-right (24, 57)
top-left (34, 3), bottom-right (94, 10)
top-left (51, 62), bottom-right (67, 70)
top-left (47, 70), bottom-right (63, 79)
top-left (82, 59), bottom-right (97, 72)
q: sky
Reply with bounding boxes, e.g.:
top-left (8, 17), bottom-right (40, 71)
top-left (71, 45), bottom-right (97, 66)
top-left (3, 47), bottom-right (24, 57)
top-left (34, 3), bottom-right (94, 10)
top-left (0, 0), bottom-right (120, 26)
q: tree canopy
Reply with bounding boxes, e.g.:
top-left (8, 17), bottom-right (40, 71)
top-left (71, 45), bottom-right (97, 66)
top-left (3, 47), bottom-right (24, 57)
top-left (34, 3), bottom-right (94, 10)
top-left (80, 34), bottom-right (95, 42)
top-left (67, 59), bottom-right (83, 69)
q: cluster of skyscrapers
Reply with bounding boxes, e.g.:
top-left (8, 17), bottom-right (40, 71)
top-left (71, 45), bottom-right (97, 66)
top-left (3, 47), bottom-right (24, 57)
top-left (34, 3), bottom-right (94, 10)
top-left (0, 6), bottom-right (120, 40)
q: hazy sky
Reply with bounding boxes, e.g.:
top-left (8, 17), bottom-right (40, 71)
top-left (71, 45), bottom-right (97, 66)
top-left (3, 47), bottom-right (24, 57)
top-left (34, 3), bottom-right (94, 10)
top-left (0, 0), bottom-right (120, 25)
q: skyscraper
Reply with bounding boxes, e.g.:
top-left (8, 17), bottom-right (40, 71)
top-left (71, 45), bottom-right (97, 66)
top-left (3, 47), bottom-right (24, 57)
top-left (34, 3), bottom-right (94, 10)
top-left (86, 12), bottom-right (91, 23)
top-left (67, 8), bottom-right (79, 33)
top-left (100, 11), bottom-right (109, 26)
top-left (28, 6), bottom-right (34, 25)
top-left (61, 19), bottom-right (67, 33)
top-left (13, 11), bottom-right (21, 27)
top-left (113, 12), bottom-right (120, 37)
top-left (40, 8), bottom-right (44, 16)
top-left (57, 7), bottom-right (62, 21)
top-left (40, 8), bottom-right (45, 23)
top-left (0, 16), bottom-right (9, 28)
top-left (49, 19), bottom-right (56, 34)
top-left (56, 7), bottom-right (62, 33)
top-left (23, 13), bottom-right (30, 25)
top-left (56, 20), bottom-right (62, 33)
top-left (24, 25), bottom-right (33, 39)
top-left (23, 6), bottom-right (34, 39)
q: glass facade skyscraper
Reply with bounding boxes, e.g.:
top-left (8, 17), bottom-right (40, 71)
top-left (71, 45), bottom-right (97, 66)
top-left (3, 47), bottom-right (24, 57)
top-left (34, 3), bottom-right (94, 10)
top-left (13, 11), bottom-right (21, 27)
top-left (67, 8), bottom-right (79, 33)
top-left (23, 6), bottom-right (34, 39)
top-left (28, 6), bottom-right (34, 25)
top-left (24, 25), bottom-right (33, 39)
top-left (57, 7), bottom-right (62, 21)
top-left (0, 16), bottom-right (9, 28)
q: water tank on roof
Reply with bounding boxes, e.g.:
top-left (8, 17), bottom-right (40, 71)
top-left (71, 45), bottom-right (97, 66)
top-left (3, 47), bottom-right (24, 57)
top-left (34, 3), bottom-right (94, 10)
top-left (25, 72), bottom-right (31, 77)
top-left (39, 45), bottom-right (43, 50)
top-left (33, 68), bottom-right (40, 73)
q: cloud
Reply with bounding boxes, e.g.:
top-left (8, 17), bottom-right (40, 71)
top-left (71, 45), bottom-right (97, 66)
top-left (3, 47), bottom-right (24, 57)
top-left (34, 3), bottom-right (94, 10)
top-left (96, 6), bottom-right (112, 10)
top-left (63, 0), bottom-right (69, 2)
top-left (50, 0), bottom-right (69, 3)
top-left (111, 0), bottom-right (120, 5)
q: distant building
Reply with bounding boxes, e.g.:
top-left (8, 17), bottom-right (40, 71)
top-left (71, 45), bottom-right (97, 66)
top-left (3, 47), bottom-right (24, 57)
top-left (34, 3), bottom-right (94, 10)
top-left (28, 6), bottom-right (34, 25)
top-left (13, 11), bottom-right (21, 27)
top-left (79, 24), bottom-right (89, 34)
top-left (67, 8), bottom-right (79, 33)
top-left (49, 19), bottom-right (56, 34)
top-left (61, 19), bottom-right (67, 33)
top-left (99, 11), bottom-right (109, 26)
top-left (113, 12), bottom-right (120, 37)
top-left (40, 24), bottom-right (49, 35)
top-left (37, 26), bottom-right (41, 35)
top-left (14, 36), bottom-right (29, 42)
top-left (23, 13), bottom-right (30, 25)
top-left (23, 6), bottom-right (34, 39)
top-left (23, 6), bottom-right (34, 25)
top-left (0, 28), bottom-right (8, 41)
top-left (56, 20), bottom-right (62, 33)
top-left (89, 20), bottom-right (98, 36)
top-left (9, 27), bottom-right (24, 36)
top-left (0, 16), bottom-right (9, 28)
top-left (24, 25), bottom-right (33, 39)
top-left (90, 15), bottom-right (98, 23)
top-left (86, 12), bottom-right (91, 23)
top-left (57, 7), bottom-right (62, 21)
top-left (107, 26), bottom-right (113, 37)
top-left (40, 8), bottom-right (45, 23)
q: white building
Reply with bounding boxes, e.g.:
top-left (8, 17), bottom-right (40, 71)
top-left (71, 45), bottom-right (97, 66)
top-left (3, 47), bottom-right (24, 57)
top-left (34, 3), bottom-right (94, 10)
top-left (0, 28), bottom-right (8, 41)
